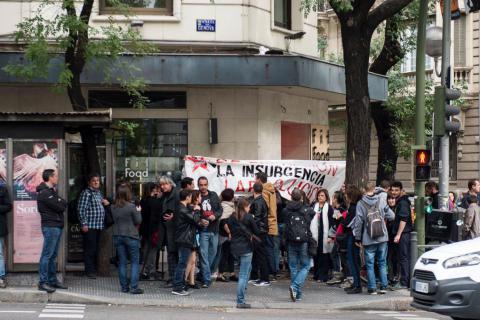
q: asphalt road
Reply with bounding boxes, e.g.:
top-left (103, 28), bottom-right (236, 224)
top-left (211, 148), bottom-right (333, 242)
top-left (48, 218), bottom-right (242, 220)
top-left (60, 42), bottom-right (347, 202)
top-left (0, 303), bottom-right (451, 320)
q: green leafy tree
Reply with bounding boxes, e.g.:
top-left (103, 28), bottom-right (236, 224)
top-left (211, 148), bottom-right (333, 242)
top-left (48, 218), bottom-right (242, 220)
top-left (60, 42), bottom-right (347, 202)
top-left (303, 0), bottom-right (415, 187)
top-left (3, 0), bottom-right (152, 176)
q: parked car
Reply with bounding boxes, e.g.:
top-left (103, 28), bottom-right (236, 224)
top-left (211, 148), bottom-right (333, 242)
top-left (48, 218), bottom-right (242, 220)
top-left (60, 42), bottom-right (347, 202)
top-left (411, 237), bottom-right (480, 320)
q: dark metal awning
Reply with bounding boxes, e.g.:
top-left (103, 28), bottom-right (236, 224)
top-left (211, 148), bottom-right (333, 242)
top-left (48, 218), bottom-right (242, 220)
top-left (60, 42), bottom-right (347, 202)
top-left (0, 110), bottom-right (112, 124)
top-left (0, 53), bottom-right (388, 102)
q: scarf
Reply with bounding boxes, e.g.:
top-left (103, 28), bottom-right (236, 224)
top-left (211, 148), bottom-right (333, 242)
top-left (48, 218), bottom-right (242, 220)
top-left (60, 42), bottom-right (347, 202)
top-left (311, 202), bottom-right (333, 253)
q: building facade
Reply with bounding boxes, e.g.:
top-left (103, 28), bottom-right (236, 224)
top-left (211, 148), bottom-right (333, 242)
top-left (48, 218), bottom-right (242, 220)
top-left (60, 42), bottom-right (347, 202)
top-left (319, 2), bottom-right (480, 192)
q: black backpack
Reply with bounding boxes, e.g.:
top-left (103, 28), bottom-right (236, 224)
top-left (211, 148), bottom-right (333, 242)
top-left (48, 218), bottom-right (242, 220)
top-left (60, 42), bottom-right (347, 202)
top-left (286, 207), bottom-right (309, 243)
top-left (364, 201), bottom-right (385, 239)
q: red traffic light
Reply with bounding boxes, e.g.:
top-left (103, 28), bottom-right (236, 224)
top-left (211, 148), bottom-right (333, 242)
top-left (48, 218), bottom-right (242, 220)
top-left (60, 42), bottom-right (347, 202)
top-left (415, 150), bottom-right (431, 165)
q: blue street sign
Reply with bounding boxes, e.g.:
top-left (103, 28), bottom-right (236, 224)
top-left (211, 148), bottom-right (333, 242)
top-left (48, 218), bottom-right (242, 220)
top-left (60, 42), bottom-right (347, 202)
top-left (197, 19), bottom-right (216, 32)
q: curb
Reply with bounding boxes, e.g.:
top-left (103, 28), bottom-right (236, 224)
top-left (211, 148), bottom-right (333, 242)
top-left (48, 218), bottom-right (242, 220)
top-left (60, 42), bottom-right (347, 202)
top-left (0, 288), bottom-right (415, 311)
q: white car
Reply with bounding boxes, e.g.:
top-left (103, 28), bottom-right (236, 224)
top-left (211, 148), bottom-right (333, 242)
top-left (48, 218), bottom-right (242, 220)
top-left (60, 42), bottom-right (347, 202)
top-left (411, 237), bottom-right (480, 320)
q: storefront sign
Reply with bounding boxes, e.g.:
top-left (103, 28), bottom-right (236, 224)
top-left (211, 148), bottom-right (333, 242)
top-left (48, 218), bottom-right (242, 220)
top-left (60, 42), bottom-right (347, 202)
top-left (311, 125), bottom-right (329, 161)
top-left (13, 141), bottom-right (58, 264)
top-left (184, 156), bottom-right (346, 202)
top-left (197, 19), bottom-right (216, 32)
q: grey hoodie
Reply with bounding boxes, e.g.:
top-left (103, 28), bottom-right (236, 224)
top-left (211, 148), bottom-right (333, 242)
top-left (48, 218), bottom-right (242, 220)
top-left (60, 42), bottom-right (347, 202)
top-left (354, 194), bottom-right (395, 246)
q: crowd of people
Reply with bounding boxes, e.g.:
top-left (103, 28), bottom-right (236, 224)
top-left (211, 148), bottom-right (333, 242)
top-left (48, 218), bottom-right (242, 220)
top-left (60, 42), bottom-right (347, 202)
top-left (1, 171), bottom-right (479, 308)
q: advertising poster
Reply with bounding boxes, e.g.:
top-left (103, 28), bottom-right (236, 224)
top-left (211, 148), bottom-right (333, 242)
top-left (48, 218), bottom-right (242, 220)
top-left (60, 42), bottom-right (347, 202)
top-left (0, 141), bottom-right (5, 186)
top-left (13, 141), bottom-right (58, 264)
top-left (184, 156), bottom-right (346, 203)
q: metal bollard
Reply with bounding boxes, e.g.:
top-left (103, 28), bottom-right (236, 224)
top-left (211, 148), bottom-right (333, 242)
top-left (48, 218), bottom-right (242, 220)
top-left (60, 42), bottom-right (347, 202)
top-left (410, 231), bottom-right (418, 275)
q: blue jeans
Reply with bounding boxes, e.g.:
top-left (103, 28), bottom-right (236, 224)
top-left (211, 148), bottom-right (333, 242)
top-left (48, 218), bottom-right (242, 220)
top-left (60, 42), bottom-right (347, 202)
top-left (0, 237), bottom-right (5, 278)
top-left (288, 242), bottom-right (310, 299)
top-left (114, 236), bottom-right (140, 291)
top-left (173, 246), bottom-right (192, 291)
top-left (346, 235), bottom-right (361, 288)
top-left (199, 231), bottom-right (218, 285)
top-left (237, 252), bottom-right (253, 304)
top-left (39, 227), bottom-right (63, 285)
top-left (364, 242), bottom-right (388, 290)
top-left (265, 235), bottom-right (279, 275)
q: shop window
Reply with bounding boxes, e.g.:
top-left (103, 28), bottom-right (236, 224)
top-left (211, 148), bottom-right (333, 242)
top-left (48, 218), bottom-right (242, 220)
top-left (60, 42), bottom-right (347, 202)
top-left (274, 0), bottom-right (292, 29)
top-left (89, 90), bottom-right (186, 109)
top-left (100, 0), bottom-right (173, 15)
top-left (0, 140), bottom-right (5, 186)
top-left (114, 119), bottom-right (187, 196)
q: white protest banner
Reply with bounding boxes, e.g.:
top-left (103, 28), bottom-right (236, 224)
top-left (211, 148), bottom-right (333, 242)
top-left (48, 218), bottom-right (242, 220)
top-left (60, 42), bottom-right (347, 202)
top-left (183, 156), bottom-right (346, 202)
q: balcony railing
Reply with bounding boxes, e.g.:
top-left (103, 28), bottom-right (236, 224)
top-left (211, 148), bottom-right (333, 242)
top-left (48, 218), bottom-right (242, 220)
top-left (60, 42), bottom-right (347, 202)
top-left (453, 67), bottom-right (472, 85)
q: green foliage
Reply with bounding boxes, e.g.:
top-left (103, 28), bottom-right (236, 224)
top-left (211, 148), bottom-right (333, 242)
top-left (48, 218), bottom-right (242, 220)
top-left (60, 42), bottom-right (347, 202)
top-left (301, 0), bottom-right (353, 15)
top-left (385, 67), bottom-right (435, 160)
top-left (116, 120), bottom-right (140, 138)
top-left (3, 0), bottom-right (154, 108)
top-left (317, 35), bottom-right (328, 58)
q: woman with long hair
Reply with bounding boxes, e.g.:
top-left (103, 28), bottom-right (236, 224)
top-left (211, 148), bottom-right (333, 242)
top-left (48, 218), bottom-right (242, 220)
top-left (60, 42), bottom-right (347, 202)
top-left (111, 184), bottom-right (143, 294)
top-left (343, 184), bottom-right (363, 294)
top-left (225, 197), bottom-right (259, 309)
top-left (311, 189), bottom-right (334, 282)
top-left (140, 182), bottom-right (160, 281)
top-left (184, 190), bottom-right (202, 289)
top-left (218, 188), bottom-right (237, 282)
top-left (327, 190), bottom-right (348, 285)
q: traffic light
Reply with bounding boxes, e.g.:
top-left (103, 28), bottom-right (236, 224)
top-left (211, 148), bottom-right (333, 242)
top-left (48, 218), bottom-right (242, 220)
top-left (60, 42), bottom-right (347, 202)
top-left (434, 85), bottom-right (461, 136)
top-left (415, 149), bottom-right (431, 181)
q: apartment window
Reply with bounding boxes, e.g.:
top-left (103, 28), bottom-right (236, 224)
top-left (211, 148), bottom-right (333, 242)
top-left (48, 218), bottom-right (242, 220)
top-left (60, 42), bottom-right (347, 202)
top-left (101, 0), bottom-right (173, 15)
top-left (454, 15), bottom-right (467, 67)
top-left (274, 0), bottom-right (292, 29)
top-left (400, 26), bottom-right (433, 72)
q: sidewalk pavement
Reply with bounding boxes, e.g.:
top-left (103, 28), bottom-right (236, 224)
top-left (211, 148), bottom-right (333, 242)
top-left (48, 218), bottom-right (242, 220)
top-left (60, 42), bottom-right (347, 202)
top-left (0, 276), bottom-right (414, 311)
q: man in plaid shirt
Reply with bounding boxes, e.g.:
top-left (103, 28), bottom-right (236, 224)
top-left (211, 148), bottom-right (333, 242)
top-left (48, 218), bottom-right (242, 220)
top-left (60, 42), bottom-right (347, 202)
top-left (77, 173), bottom-right (108, 278)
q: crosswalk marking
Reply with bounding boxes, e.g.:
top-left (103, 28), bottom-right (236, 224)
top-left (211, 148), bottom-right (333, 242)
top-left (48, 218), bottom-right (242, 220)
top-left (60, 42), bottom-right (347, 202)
top-left (0, 311), bottom-right (36, 313)
top-left (39, 304), bottom-right (86, 319)
top-left (363, 311), bottom-right (440, 320)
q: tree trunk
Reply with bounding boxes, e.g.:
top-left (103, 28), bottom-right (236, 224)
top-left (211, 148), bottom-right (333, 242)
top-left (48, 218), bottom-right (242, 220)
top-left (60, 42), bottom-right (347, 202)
top-left (341, 26), bottom-right (373, 188)
top-left (369, 17), bottom-right (404, 184)
top-left (79, 127), bottom-right (101, 176)
top-left (371, 102), bottom-right (398, 184)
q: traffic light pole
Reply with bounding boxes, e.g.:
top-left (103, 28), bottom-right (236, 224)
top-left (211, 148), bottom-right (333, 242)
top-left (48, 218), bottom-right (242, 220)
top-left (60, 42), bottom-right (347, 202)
top-left (439, 0), bottom-right (451, 211)
top-left (414, 0), bottom-right (429, 255)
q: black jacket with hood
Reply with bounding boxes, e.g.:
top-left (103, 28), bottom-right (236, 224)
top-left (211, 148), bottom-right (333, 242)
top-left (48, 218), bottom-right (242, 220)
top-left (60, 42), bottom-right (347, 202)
top-left (392, 195), bottom-right (413, 235)
top-left (249, 195), bottom-right (268, 234)
top-left (175, 203), bottom-right (202, 248)
top-left (0, 186), bottom-right (12, 237)
top-left (36, 182), bottom-right (67, 228)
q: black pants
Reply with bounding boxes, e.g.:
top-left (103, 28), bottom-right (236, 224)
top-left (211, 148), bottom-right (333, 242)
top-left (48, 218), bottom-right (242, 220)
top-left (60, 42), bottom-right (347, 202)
top-left (250, 235), bottom-right (269, 282)
top-left (398, 232), bottom-right (411, 287)
top-left (314, 251), bottom-right (332, 282)
top-left (388, 238), bottom-right (399, 281)
top-left (219, 241), bottom-right (235, 274)
top-left (83, 229), bottom-right (102, 274)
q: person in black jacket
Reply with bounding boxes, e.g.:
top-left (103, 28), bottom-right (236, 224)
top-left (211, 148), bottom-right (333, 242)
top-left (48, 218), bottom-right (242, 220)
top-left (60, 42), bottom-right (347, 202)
top-left (172, 189), bottom-right (206, 296)
top-left (343, 184), bottom-right (363, 294)
top-left (158, 176), bottom-right (180, 287)
top-left (139, 183), bottom-right (160, 281)
top-left (225, 197), bottom-right (260, 309)
top-left (0, 185), bottom-right (11, 288)
top-left (391, 181), bottom-right (412, 289)
top-left (36, 169), bottom-right (68, 293)
top-left (248, 182), bottom-right (271, 287)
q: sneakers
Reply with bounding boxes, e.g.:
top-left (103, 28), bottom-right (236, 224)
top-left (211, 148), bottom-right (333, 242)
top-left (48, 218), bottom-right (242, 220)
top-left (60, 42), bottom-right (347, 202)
top-left (201, 283), bottom-right (210, 289)
top-left (248, 279), bottom-right (259, 284)
top-left (289, 286), bottom-right (297, 302)
top-left (367, 289), bottom-right (378, 295)
top-left (188, 283), bottom-right (201, 290)
top-left (171, 289), bottom-right (190, 296)
top-left (0, 279), bottom-right (7, 289)
top-left (50, 282), bottom-right (68, 290)
top-left (346, 287), bottom-right (362, 294)
top-left (38, 283), bottom-right (56, 293)
top-left (130, 288), bottom-right (144, 295)
top-left (326, 278), bottom-right (342, 285)
top-left (378, 287), bottom-right (387, 295)
top-left (217, 275), bottom-right (230, 282)
top-left (253, 280), bottom-right (271, 287)
top-left (236, 303), bottom-right (251, 309)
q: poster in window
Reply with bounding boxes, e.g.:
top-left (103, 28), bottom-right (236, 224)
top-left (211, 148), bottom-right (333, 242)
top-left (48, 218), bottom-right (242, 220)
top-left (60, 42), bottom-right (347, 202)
top-left (13, 141), bottom-right (59, 264)
top-left (0, 141), bottom-right (6, 186)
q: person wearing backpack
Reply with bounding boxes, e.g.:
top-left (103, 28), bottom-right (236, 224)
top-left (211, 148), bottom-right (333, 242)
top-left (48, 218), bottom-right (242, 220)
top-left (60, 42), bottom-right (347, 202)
top-left (282, 188), bottom-right (314, 302)
top-left (353, 182), bottom-right (395, 295)
top-left (390, 181), bottom-right (413, 290)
